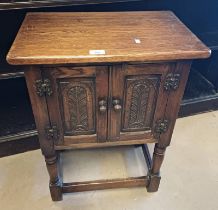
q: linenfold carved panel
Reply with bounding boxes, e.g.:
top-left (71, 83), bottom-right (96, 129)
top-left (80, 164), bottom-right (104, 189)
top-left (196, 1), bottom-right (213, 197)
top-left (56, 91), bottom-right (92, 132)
top-left (58, 78), bottom-right (95, 135)
top-left (122, 75), bottom-right (160, 132)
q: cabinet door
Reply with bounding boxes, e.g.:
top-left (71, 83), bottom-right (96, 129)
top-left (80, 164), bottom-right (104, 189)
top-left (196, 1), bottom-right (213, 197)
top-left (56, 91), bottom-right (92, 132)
top-left (42, 66), bottom-right (108, 146)
top-left (108, 63), bottom-right (173, 142)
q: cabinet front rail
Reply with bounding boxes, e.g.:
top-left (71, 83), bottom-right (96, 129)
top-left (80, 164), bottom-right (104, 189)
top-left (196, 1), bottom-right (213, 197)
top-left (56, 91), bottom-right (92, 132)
top-left (62, 176), bottom-right (149, 193)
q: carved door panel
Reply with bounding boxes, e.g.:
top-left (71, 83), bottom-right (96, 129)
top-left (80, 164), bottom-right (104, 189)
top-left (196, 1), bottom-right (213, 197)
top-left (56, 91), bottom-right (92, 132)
top-left (42, 66), bottom-right (108, 146)
top-left (108, 63), bottom-right (174, 142)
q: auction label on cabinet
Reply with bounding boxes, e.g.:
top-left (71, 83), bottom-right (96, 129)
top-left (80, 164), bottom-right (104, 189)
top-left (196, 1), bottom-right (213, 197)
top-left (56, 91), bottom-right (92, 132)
top-left (89, 50), bottom-right (106, 55)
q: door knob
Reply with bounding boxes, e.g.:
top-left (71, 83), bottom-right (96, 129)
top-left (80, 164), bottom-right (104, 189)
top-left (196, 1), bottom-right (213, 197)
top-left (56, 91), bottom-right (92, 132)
top-left (99, 100), bottom-right (107, 113)
top-left (112, 99), bottom-right (122, 111)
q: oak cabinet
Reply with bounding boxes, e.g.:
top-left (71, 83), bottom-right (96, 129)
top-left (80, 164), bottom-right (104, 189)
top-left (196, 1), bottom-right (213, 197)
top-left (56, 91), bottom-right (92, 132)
top-left (7, 11), bottom-right (210, 201)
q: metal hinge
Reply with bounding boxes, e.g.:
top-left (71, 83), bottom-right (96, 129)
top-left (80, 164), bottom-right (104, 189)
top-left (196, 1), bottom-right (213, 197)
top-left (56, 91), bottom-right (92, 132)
top-left (45, 125), bottom-right (59, 140)
top-left (154, 119), bottom-right (169, 134)
top-left (164, 73), bottom-right (181, 91)
top-left (35, 79), bottom-right (53, 96)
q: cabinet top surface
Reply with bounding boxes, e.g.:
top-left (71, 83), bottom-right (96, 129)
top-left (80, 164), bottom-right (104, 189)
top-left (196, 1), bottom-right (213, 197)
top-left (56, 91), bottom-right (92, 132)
top-left (7, 11), bottom-right (210, 65)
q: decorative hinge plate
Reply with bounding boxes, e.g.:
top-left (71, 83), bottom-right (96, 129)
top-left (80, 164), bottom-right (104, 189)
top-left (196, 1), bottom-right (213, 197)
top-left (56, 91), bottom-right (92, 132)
top-left (154, 119), bottom-right (169, 134)
top-left (35, 79), bottom-right (53, 96)
top-left (45, 125), bottom-right (59, 140)
top-left (164, 73), bottom-right (181, 91)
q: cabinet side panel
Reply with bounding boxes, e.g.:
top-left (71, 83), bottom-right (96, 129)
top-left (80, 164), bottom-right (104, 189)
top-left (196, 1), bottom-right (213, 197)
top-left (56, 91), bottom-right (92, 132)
top-left (24, 67), bottom-right (55, 157)
top-left (160, 61), bottom-right (192, 147)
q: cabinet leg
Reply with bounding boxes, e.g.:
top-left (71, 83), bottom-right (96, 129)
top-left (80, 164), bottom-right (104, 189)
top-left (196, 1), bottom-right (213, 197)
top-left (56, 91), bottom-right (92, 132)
top-left (45, 155), bottom-right (63, 201)
top-left (147, 143), bottom-right (166, 192)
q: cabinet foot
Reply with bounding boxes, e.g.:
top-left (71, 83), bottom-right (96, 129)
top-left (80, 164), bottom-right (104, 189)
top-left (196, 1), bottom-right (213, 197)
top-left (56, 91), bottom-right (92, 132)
top-left (146, 174), bottom-right (161, 192)
top-left (49, 179), bottom-right (63, 201)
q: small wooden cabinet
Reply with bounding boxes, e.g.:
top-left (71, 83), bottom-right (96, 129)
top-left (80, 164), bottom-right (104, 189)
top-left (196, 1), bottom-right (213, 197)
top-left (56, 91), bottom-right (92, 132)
top-left (7, 12), bottom-right (210, 201)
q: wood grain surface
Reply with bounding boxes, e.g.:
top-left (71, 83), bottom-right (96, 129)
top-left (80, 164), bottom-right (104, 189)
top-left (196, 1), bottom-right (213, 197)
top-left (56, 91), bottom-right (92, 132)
top-left (7, 11), bottom-right (210, 65)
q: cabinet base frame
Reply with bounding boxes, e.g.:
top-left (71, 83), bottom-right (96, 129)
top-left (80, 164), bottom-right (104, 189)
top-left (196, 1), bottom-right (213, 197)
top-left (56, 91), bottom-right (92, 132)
top-left (55, 144), bottom-right (158, 200)
top-left (62, 176), bottom-right (149, 193)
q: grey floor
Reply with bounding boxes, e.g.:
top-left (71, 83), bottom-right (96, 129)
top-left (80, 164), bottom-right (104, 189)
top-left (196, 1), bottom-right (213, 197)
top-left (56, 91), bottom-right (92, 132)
top-left (0, 111), bottom-right (218, 210)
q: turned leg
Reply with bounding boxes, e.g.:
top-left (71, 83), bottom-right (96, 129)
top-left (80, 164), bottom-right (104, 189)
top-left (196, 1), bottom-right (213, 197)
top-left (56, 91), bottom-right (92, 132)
top-left (25, 69), bottom-right (63, 201)
top-left (147, 143), bottom-right (166, 192)
top-left (146, 62), bottom-right (192, 192)
top-left (45, 154), bottom-right (63, 201)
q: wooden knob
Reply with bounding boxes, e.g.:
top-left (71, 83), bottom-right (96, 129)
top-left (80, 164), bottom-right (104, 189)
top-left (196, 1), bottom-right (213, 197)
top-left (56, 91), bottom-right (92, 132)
top-left (113, 99), bottom-right (122, 111)
top-left (99, 100), bottom-right (107, 113)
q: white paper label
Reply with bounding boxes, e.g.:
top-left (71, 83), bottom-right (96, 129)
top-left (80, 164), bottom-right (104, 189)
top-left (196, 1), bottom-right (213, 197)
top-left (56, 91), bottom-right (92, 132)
top-left (89, 50), bottom-right (106, 55)
top-left (134, 38), bottom-right (141, 44)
